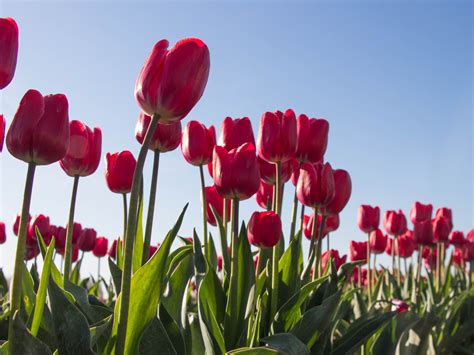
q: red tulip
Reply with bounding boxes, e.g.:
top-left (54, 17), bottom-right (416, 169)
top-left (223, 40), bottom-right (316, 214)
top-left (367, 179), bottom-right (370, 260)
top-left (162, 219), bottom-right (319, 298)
top-left (303, 214), bottom-right (339, 240)
top-left (434, 207), bottom-right (453, 231)
top-left (413, 220), bottom-right (434, 246)
top-left (295, 114), bottom-right (329, 163)
top-left (66, 222), bottom-right (83, 245)
top-left (398, 231), bottom-right (415, 258)
top-left (55, 227), bottom-right (67, 250)
top-left (467, 229), bottom-right (474, 241)
top-left (463, 241), bottom-right (474, 261)
top-left (289, 159), bottom-right (301, 186)
top-left (392, 299), bottom-right (409, 313)
top-left (296, 162), bottom-right (335, 208)
top-left (258, 156), bottom-right (292, 185)
top-left (212, 143), bottom-right (260, 201)
top-left (204, 185), bottom-right (230, 226)
top-left (452, 248), bottom-right (464, 267)
top-left (384, 210), bottom-right (407, 236)
top-left (349, 241), bottom-right (368, 263)
top-left (105, 151), bottom-right (136, 194)
top-left (385, 237), bottom-right (394, 256)
top-left (256, 181), bottom-right (273, 209)
top-left (0, 114), bottom-right (5, 152)
top-left (135, 112), bottom-right (182, 152)
top-left (181, 121), bottom-right (216, 166)
top-left (257, 109), bottom-right (297, 163)
top-left (148, 245), bottom-right (158, 260)
top-left (422, 246), bottom-right (431, 259)
top-left (218, 116), bottom-right (255, 151)
top-left (432, 216), bottom-right (451, 244)
top-left (351, 267), bottom-right (368, 285)
top-left (217, 255), bottom-right (223, 271)
top-left (13, 213), bottom-right (30, 236)
top-left (321, 249), bottom-right (347, 271)
top-left (25, 245), bottom-right (40, 261)
top-left (369, 229), bottom-right (387, 254)
top-left (6, 89), bottom-right (70, 165)
top-left (409, 202), bottom-right (433, 224)
top-left (323, 169), bottom-right (351, 215)
top-left (0, 17), bottom-right (18, 90)
top-left (424, 247), bottom-right (437, 269)
top-left (449, 231), bottom-right (465, 246)
top-left (92, 236), bottom-right (108, 257)
top-left (247, 211), bottom-right (282, 248)
top-left (28, 214), bottom-right (50, 243)
top-left (78, 228), bottom-right (97, 252)
top-left (0, 222), bottom-right (6, 244)
top-left (357, 205), bottom-right (380, 233)
top-left (135, 38), bottom-right (210, 123)
top-left (108, 239), bottom-right (120, 259)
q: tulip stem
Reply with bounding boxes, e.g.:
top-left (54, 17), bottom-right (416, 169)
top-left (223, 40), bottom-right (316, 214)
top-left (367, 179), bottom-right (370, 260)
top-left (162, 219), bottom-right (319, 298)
top-left (414, 245), bottom-right (423, 301)
top-left (142, 150), bottom-right (160, 265)
top-left (436, 242), bottom-right (440, 292)
top-left (116, 113), bottom-right (160, 354)
top-left (289, 188), bottom-right (298, 241)
top-left (366, 233), bottom-right (372, 304)
top-left (229, 199), bottom-right (239, 300)
top-left (199, 164), bottom-right (209, 263)
top-left (326, 233), bottom-right (330, 252)
top-left (270, 161), bottom-right (282, 319)
top-left (314, 214), bottom-right (326, 280)
top-left (8, 162), bottom-right (36, 344)
top-left (63, 175), bottom-right (80, 282)
top-left (396, 237), bottom-right (402, 287)
top-left (301, 207), bottom-right (318, 281)
top-left (97, 258), bottom-right (101, 280)
top-left (122, 193), bottom-right (128, 242)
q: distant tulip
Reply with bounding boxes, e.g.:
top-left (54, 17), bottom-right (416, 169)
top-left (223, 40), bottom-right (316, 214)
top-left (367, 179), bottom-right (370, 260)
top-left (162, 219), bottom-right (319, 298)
top-left (449, 231), bottom-right (465, 246)
top-left (108, 239), bottom-right (119, 259)
top-left (392, 299), bottom-right (409, 313)
top-left (432, 216), bottom-right (451, 244)
top-left (257, 109), bottom-right (297, 163)
top-left (467, 229), bottom-right (474, 241)
top-left (13, 213), bottom-right (30, 236)
top-left (135, 38), bottom-right (210, 123)
top-left (105, 151), bottom-right (136, 194)
top-left (413, 220), bottom-right (434, 246)
top-left (369, 229), bottom-right (387, 254)
top-left (258, 156), bottom-right (292, 185)
top-left (135, 112), bottom-right (182, 152)
top-left (323, 169), bottom-right (351, 215)
top-left (452, 248), bottom-right (464, 267)
top-left (303, 214), bottom-right (339, 240)
top-left (424, 247), bottom-right (437, 269)
top-left (384, 210), bottom-right (407, 236)
top-left (0, 17), bottom-right (19, 90)
top-left (181, 121), bottom-right (216, 166)
top-left (78, 228), bottom-right (97, 252)
top-left (92, 237), bottom-right (108, 257)
top-left (204, 185), bottom-right (230, 226)
top-left (409, 202), bottom-right (433, 224)
top-left (148, 245), bottom-right (158, 260)
top-left (0, 115), bottom-right (5, 152)
top-left (28, 214), bottom-right (50, 242)
top-left (434, 207), bottom-right (453, 231)
top-left (66, 222), bottom-right (83, 245)
top-left (217, 255), bottom-right (223, 272)
top-left (351, 266), bottom-right (368, 285)
top-left (212, 143), bottom-right (260, 201)
top-left (0, 222), bottom-right (6, 244)
top-left (60, 120), bottom-right (102, 177)
top-left (247, 211), bottom-right (282, 248)
top-left (321, 249), bottom-right (347, 271)
top-left (25, 245), bottom-right (40, 261)
top-left (55, 227), bottom-right (67, 250)
top-left (464, 242), bottom-right (474, 261)
top-left (297, 162), bottom-right (335, 208)
top-left (295, 114), bottom-right (329, 163)
top-left (218, 116), bottom-right (255, 151)
top-left (398, 231), bottom-right (415, 258)
top-left (357, 205), bottom-right (380, 233)
top-left (349, 241), bottom-right (368, 263)
top-left (6, 90), bottom-right (70, 165)
top-left (256, 181), bottom-right (273, 209)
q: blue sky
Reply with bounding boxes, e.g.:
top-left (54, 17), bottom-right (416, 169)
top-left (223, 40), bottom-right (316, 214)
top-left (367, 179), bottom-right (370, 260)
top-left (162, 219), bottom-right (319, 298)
top-left (0, 1), bottom-right (472, 277)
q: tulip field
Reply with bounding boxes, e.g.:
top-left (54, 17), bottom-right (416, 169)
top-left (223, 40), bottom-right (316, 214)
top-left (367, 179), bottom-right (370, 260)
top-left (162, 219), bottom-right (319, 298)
top-left (0, 10), bottom-right (473, 355)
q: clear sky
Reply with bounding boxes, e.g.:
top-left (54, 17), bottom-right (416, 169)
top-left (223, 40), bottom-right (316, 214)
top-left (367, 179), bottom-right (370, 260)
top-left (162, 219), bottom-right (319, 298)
top-left (0, 1), bottom-right (472, 278)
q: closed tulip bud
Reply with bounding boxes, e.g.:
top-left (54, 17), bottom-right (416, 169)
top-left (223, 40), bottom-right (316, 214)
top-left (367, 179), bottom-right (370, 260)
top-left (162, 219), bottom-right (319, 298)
top-left (181, 121), bottom-right (216, 166)
top-left (55, 227), bottom-right (67, 250)
top-left (135, 38), bottom-right (210, 122)
top-left (323, 169), bottom-right (351, 215)
top-left (256, 181), bottom-right (273, 210)
top-left (258, 156), bottom-right (292, 185)
top-left (464, 241), bottom-right (474, 262)
top-left (25, 245), bottom-right (40, 261)
top-left (452, 248), bottom-right (464, 267)
top-left (409, 202), bottom-right (433, 224)
top-left (384, 210), bottom-right (407, 236)
top-left (28, 214), bottom-right (50, 242)
top-left (369, 229), bottom-right (387, 254)
top-left (212, 143), bottom-right (260, 201)
top-left (135, 112), bottom-right (181, 152)
top-left (0, 17), bottom-right (19, 90)
top-left (217, 255), bottom-right (223, 271)
top-left (297, 162), bottom-right (335, 208)
top-left (0, 114), bottom-right (5, 152)
top-left (413, 220), bottom-right (434, 246)
top-left (13, 213), bottom-right (30, 236)
top-left (349, 241), bottom-right (368, 263)
top-left (247, 211), bottom-right (282, 248)
top-left (295, 114), bottom-right (329, 163)
top-left (321, 249), bottom-right (347, 272)
top-left (204, 185), bottom-right (230, 226)
top-left (303, 213), bottom-right (340, 240)
top-left (0, 222), bottom-right (6, 244)
top-left (398, 231), bottom-right (415, 258)
top-left (92, 236), bottom-right (108, 257)
top-left (7, 90), bottom-right (70, 165)
top-left (218, 116), bottom-right (255, 151)
top-left (78, 228), bottom-right (97, 252)
top-left (66, 222), bottom-right (83, 245)
top-left (449, 231), bottom-right (465, 246)
top-left (105, 151), bottom-right (136, 194)
top-left (435, 207), bottom-right (453, 231)
top-left (357, 205), bottom-right (380, 233)
top-left (108, 239), bottom-right (119, 259)
top-left (432, 216), bottom-right (450, 243)
top-left (60, 120), bottom-right (102, 177)
top-left (148, 245), bottom-right (158, 260)
top-left (257, 109), bottom-right (297, 163)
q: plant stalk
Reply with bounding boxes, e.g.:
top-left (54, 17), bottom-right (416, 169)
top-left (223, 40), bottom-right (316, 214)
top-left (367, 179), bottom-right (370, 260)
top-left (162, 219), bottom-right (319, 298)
top-left (142, 150), bottom-right (160, 265)
top-left (199, 164), bottom-right (209, 263)
top-left (270, 161), bottom-right (282, 319)
top-left (64, 175), bottom-right (80, 281)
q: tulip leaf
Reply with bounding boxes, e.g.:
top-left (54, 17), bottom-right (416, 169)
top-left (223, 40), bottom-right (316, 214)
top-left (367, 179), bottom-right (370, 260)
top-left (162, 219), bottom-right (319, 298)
top-left (70, 258), bottom-right (82, 285)
top-left (372, 312), bottom-right (420, 354)
top-left (37, 234), bottom-right (63, 288)
top-left (108, 257), bottom-right (122, 294)
top-left (210, 204), bottom-right (230, 277)
top-left (261, 333), bottom-right (310, 355)
top-left (139, 317), bottom-right (177, 355)
top-left (184, 312), bottom-right (206, 355)
top-left (227, 347), bottom-right (279, 354)
top-left (132, 196), bottom-right (144, 273)
top-left (192, 229), bottom-right (207, 286)
top-left (90, 315), bottom-right (113, 352)
top-left (9, 311), bottom-right (52, 355)
top-left (158, 303), bottom-right (186, 354)
top-left (208, 233), bottom-right (218, 272)
top-left (278, 231), bottom-right (303, 307)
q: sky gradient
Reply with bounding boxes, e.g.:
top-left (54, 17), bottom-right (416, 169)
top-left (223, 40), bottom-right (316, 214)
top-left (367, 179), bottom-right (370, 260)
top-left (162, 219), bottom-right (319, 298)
top-left (0, 1), bottom-right (472, 278)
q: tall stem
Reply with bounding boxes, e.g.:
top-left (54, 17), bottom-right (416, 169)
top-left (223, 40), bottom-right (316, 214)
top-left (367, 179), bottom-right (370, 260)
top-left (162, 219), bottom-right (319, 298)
top-left (299, 205), bottom-right (305, 233)
top-left (396, 236), bottom-right (401, 286)
top-left (314, 213), bottom-right (326, 279)
top-left (415, 245), bottom-right (423, 298)
top-left (116, 113), bottom-right (160, 354)
top-left (64, 175), bottom-right (80, 281)
top-left (8, 162), bottom-right (36, 342)
top-left (97, 258), bottom-right (101, 280)
top-left (142, 150), bottom-right (160, 265)
top-left (289, 188), bottom-right (298, 241)
top-left (229, 199), bottom-right (239, 295)
top-left (270, 162), bottom-right (282, 319)
top-left (366, 233), bottom-right (372, 304)
top-left (199, 164), bottom-right (209, 262)
top-left (122, 193), bottom-right (128, 241)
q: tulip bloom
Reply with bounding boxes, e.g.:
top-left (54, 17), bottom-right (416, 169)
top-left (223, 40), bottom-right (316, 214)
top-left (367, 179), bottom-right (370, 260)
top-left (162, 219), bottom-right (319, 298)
top-left (60, 120), bottom-right (102, 177)
top-left (452, 248), bottom-right (464, 267)
top-left (384, 210), bottom-right (407, 236)
top-left (256, 181), bottom-right (273, 210)
top-left (369, 229), bottom-right (387, 254)
top-left (258, 156), bottom-right (292, 185)
top-left (349, 241), bottom-right (368, 263)
top-left (92, 237), bottom-right (108, 258)
top-left (247, 211), bottom-right (282, 248)
top-left (392, 299), bottom-right (409, 313)
top-left (78, 228), bottom-right (97, 252)
top-left (108, 239), bottom-right (119, 259)
top-left (181, 121), bottom-right (216, 166)
top-left (135, 112), bottom-right (182, 152)
top-left (323, 169), bottom-right (351, 215)
top-left (410, 202), bottom-right (433, 224)
top-left (0, 114), bottom-right (5, 152)
top-left (303, 213), bottom-right (340, 240)
top-left (413, 220), bottom-right (434, 246)
top-left (295, 114), bottom-right (329, 163)
top-left (204, 185), bottom-right (230, 226)
top-left (25, 245), bottom-right (40, 261)
top-left (435, 207), bottom-right (453, 230)
top-left (464, 241), bottom-right (474, 262)
top-left (6, 90), bottom-right (70, 165)
top-left (65, 222), bottom-right (82, 245)
top-left (0, 222), bottom-right (6, 244)
top-left (357, 205), bottom-right (380, 233)
top-left (218, 116), bottom-right (255, 151)
top-left (321, 249), bottom-right (347, 271)
top-left (212, 143), bottom-right (260, 201)
top-left (13, 213), bottom-right (29, 236)
top-left (449, 231), bottom-right (465, 246)
top-left (296, 162), bottom-right (335, 208)
top-left (105, 151), bottom-right (136, 194)
top-left (55, 227), bottom-right (67, 250)
top-left (257, 109), bottom-right (297, 163)
top-left (432, 216), bottom-right (451, 243)
top-left (0, 17), bottom-right (18, 90)
top-left (28, 214), bottom-right (50, 243)
top-left (398, 231), bottom-right (415, 258)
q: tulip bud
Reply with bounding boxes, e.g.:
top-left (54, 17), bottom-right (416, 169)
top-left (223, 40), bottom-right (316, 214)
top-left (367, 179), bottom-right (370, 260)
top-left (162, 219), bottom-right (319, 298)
top-left (321, 249), bottom-right (347, 272)
top-left (66, 222), bottom-right (83, 245)
top-left (357, 205), bottom-right (380, 233)
top-left (135, 112), bottom-right (182, 152)
top-left (256, 181), bottom-right (273, 210)
top-left (6, 90), bottom-right (70, 165)
top-left (181, 121), bottom-right (216, 166)
top-left (60, 120), bottom-right (102, 177)
top-left (0, 17), bottom-right (19, 90)
top-left (409, 202), bottom-right (433, 224)
top-left (383, 210), bottom-right (407, 236)
top-left (464, 241), bottom-right (474, 262)
top-left (108, 239), bottom-right (120, 259)
top-left (296, 162), bottom-right (335, 208)
top-left (398, 231), bottom-right (415, 258)
top-left (28, 214), bottom-right (50, 242)
top-left (55, 227), bottom-right (67, 250)
top-left (369, 229), bottom-right (387, 254)
top-left (13, 213), bottom-right (30, 236)
top-left (295, 114), bottom-right (329, 163)
top-left (432, 216), bottom-right (450, 243)
top-left (247, 211), bottom-right (282, 248)
top-left (218, 117), bottom-right (255, 151)
top-left (257, 109), bottom-right (297, 163)
top-left (452, 248), bottom-right (464, 267)
top-left (323, 169), bottom-right (351, 215)
top-left (391, 299), bottom-right (409, 313)
top-left (148, 245), bottom-right (158, 260)
top-left (204, 185), bottom-right (230, 226)
top-left (93, 236), bottom-right (108, 257)
top-left (78, 228), bottom-right (97, 252)
top-left (413, 220), bottom-right (434, 246)
top-left (303, 213), bottom-right (340, 240)
top-left (434, 207), bottom-right (453, 231)
top-left (349, 241), bottom-right (368, 263)
top-left (105, 151), bottom-right (136, 194)
top-left (0, 222), bottom-right (6, 244)
top-left (449, 231), bottom-right (465, 246)
top-left (135, 38), bottom-right (210, 123)
top-left (25, 245), bottom-right (40, 261)
top-left (0, 114), bottom-right (5, 152)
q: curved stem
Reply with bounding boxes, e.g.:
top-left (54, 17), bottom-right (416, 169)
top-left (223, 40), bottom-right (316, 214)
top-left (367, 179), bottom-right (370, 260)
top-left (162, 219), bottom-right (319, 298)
top-left (229, 198), bottom-right (239, 298)
top-left (142, 150), bottom-right (160, 265)
top-left (299, 205), bottom-right (305, 234)
top-left (396, 237), bottom-right (401, 286)
top-left (289, 188), bottom-right (298, 241)
top-left (314, 213), bottom-right (326, 280)
top-left (199, 164), bottom-right (209, 262)
top-left (8, 162), bottom-right (36, 342)
top-left (366, 233), bottom-right (372, 304)
top-left (270, 162), bottom-right (282, 319)
top-left (64, 175), bottom-right (80, 281)
top-left (122, 193), bottom-right (128, 241)
top-left (116, 113), bottom-right (160, 354)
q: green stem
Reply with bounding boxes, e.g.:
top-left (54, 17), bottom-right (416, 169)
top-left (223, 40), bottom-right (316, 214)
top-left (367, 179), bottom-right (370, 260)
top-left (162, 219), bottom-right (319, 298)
top-left (289, 188), bottom-right (298, 241)
top-left (122, 193), bottom-right (128, 241)
top-left (8, 162), bottom-right (36, 343)
top-left (299, 205), bottom-right (305, 233)
top-left (142, 150), bottom-right (160, 265)
top-left (301, 206), bottom-right (318, 281)
top-left (64, 175), bottom-right (80, 282)
top-left (367, 233), bottom-right (372, 304)
top-left (116, 113), bottom-right (160, 354)
top-left (229, 199), bottom-right (239, 296)
top-left (270, 162), bottom-right (282, 319)
top-left (396, 236), bottom-right (401, 287)
top-left (436, 242), bottom-right (440, 292)
top-left (199, 164), bottom-right (209, 262)
top-left (314, 213), bottom-right (326, 280)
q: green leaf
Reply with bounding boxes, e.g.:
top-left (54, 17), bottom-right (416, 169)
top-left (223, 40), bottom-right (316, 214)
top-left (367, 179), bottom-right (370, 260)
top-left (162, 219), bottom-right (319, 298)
top-left (184, 312), bottom-right (205, 355)
top-left (278, 232), bottom-right (303, 307)
top-left (9, 311), bottom-right (52, 355)
top-left (192, 229), bottom-right (207, 286)
top-left (210, 204), bottom-right (230, 277)
top-left (21, 262), bottom-right (36, 317)
top-left (108, 257), bottom-right (122, 294)
top-left (159, 304), bottom-right (186, 355)
top-left (261, 333), bottom-right (310, 355)
top-left (37, 233), bottom-right (63, 287)
top-left (227, 347), bottom-right (278, 354)
top-left (139, 317), bottom-right (177, 355)
top-left (70, 258), bottom-right (82, 285)
top-left (132, 197), bottom-right (144, 273)
top-left (372, 312), bottom-right (420, 354)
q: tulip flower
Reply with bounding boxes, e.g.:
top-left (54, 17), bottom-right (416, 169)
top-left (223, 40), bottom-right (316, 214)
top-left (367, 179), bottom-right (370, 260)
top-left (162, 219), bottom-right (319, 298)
top-left (296, 162), bottom-right (335, 208)
top-left (452, 248), bottom-right (464, 268)
top-left (204, 185), bottom-right (230, 226)
top-left (217, 255), bottom-right (223, 272)
top-left (398, 230), bottom-right (415, 258)
top-left (392, 299), bottom-right (409, 313)
top-left (369, 229), bottom-right (387, 254)
top-left (256, 181), bottom-right (274, 210)
top-left (25, 245), bottom-right (40, 261)
top-left (181, 121), bottom-right (216, 166)
top-left (413, 220), bottom-right (434, 246)
top-left (432, 216), bottom-right (451, 244)
top-left (449, 231), bottom-right (465, 246)
top-left (351, 266), bottom-right (368, 287)
top-left (295, 114), bottom-right (329, 163)
top-left (108, 239), bottom-right (119, 260)
top-left (0, 222), bottom-right (6, 244)
top-left (248, 211), bottom-right (282, 248)
top-left (303, 213), bottom-right (339, 240)
top-left (322, 169), bottom-right (351, 216)
top-left (384, 210), bottom-right (407, 236)
top-left (0, 17), bottom-right (19, 90)
top-left (135, 38), bottom-right (210, 123)
top-left (349, 241), bottom-right (368, 263)
top-left (28, 214), bottom-right (50, 243)
top-left (409, 201), bottom-right (433, 224)
top-left (148, 245), bottom-right (158, 260)
top-left (93, 236), bottom-right (108, 258)
top-left (464, 241), bottom-right (474, 262)
top-left (258, 156), bottom-right (292, 185)
top-left (0, 114), bottom-right (5, 152)
top-left (435, 207), bottom-right (453, 230)
top-left (55, 227), bottom-right (67, 251)
top-left (290, 159), bottom-right (301, 187)
top-left (357, 205), bottom-right (380, 233)
top-left (12, 213), bottom-right (29, 236)
top-left (78, 228), bottom-right (97, 252)
top-left (218, 116), bottom-right (255, 151)
top-left (321, 249), bottom-right (347, 272)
